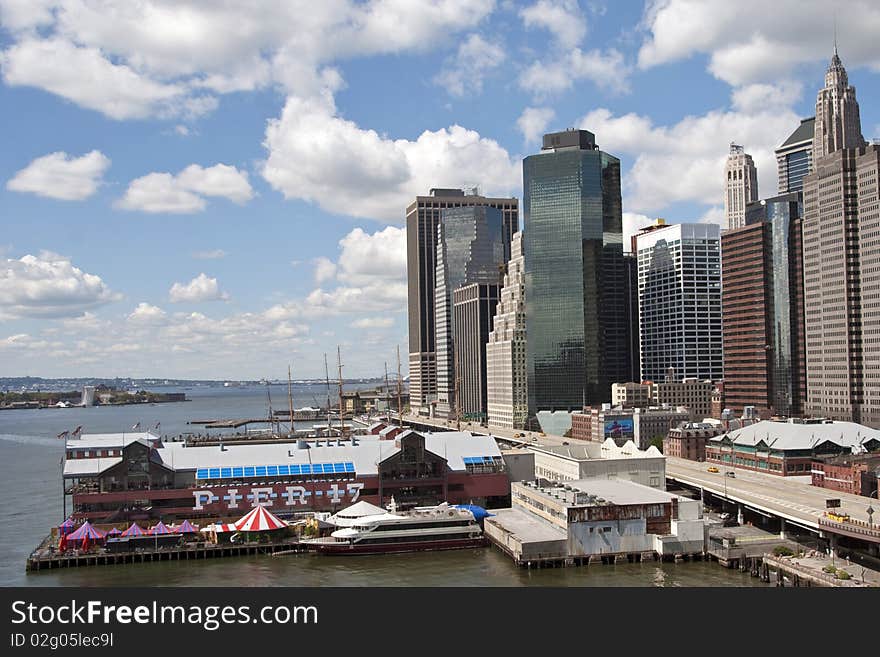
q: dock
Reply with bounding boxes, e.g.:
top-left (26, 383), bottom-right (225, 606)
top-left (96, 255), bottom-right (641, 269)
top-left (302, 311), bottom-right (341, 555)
top-left (26, 538), bottom-right (309, 572)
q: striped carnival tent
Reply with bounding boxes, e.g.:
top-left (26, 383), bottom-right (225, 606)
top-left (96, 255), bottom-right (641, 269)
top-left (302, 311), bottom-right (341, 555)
top-left (58, 517), bottom-right (76, 536)
top-left (66, 521), bottom-right (106, 541)
top-left (148, 521), bottom-right (172, 535)
top-left (233, 506), bottom-right (287, 532)
top-left (121, 522), bottom-right (145, 537)
top-left (106, 527), bottom-right (122, 536)
top-left (174, 520), bottom-right (198, 534)
top-left (201, 523), bottom-right (237, 533)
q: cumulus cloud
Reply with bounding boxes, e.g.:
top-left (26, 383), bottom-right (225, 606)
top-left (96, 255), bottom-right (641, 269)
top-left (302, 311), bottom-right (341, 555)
top-left (262, 94), bottom-right (520, 223)
top-left (518, 48), bottom-right (630, 97)
top-left (580, 102), bottom-right (801, 213)
top-left (168, 273), bottom-right (229, 303)
top-left (352, 317), bottom-right (394, 329)
top-left (127, 302), bottom-right (167, 324)
top-left (517, 106), bottom-right (555, 143)
top-left (638, 0), bottom-right (880, 86)
top-left (117, 163), bottom-right (253, 214)
top-left (0, 1), bottom-right (497, 120)
top-left (313, 257), bottom-right (338, 283)
top-left (0, 251), bottom-right (121, 319)
top-left (6, 150), bottom-right (110, 200)
top-left (433, 33), bottom-right (505, 97)
top-left (519, 0), bottom-right (587, 50)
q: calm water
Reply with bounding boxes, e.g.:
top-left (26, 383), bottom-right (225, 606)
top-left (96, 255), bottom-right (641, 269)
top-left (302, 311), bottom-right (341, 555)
top-left (0, 385), bottom-right (765, 587)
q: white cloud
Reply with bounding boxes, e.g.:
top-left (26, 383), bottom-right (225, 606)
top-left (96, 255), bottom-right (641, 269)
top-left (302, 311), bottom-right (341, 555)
top-left (336, 226), bottom-right (406, 286)
top-left (517, 106), bottom-right (555, 143)
top-left (730, 81), bottom-right (803, 114)
top-left (579, 101), bottom-right (801, 213)
top-left (174, 125), bottom-right (190, 136)
top-left (262, 94), bottom-right (520, 223)
top-left (117, 163), bottom-right (253, 214)
top-left (0, 1), bottom-right (497, 120)
top-left (352, 317), bottom-right (394, 329)
top-left (127, 302), bottom-right (167, 324)
top-left (519, 0), bottom-right (587, 50)
top-left (0, 38), bottom-right (214, 120)
top-left (518, 48), bottom-right (630, 97)
top-left (192, 249), bottom-right (228, 260)
top-left (622, 212), bottom-right (657, 254)
top-left (168, 273), bottom-right (229, 304)
top-left (0, 251), bottom-right (121, 319)
top-left (313, 257), bottom-right (338, 283)
top-left (6, 150), bottom-right (110, 201)
top-left (638, 0), bottom-right (880, 86)
top-left (434, 33), bottom-right (505, 97)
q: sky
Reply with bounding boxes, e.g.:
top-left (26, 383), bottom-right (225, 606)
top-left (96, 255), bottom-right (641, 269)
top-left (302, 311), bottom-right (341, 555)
top-left (1, 0), bottom-right (879, 380)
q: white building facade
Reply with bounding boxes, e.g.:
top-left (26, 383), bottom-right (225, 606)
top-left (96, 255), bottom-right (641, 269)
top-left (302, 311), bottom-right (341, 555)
top-left (724, 143), bottom-right (759, 230)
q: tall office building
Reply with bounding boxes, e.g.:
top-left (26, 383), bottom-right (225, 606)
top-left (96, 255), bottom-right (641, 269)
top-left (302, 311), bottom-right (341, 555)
top-left (635, 221), bottom-right (723, 384)
top-left (775, 117), bottom-right (815, 193)
top-left (723, 193), bottom-right (805, 416)
top-left (523, 129), bottom-right (632, 420)
top-left (434, 205), bottom-right (507, 419)
top-left (812, 45), bottom-right (866, 162)
top-left (802, 48), bottom-right (877, 425)
top-left (724, 143), bottom-right (759, 230)
top-left (453, 283), bottom-right (500, 420)
top-left (487, 232), bottom-right (527, 430)
top-left (406, 189), bottom-right (518, 415)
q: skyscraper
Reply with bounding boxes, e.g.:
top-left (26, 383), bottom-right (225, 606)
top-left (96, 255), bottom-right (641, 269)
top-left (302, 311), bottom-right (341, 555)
top-left (802, 48), bottom-right (877, 425)
top-left (722, 193), bottom-right (805, 416)
top-left (453, 282), bottom-right (500, 420)
top-left (406, 189), bottom-right (518, 415)
top-left (487, 232), bottom-right (527, 430)
top-left (724, 143), bottom-right (759, 231)
top-left (775, 117), bottom-right (815, 193)
top-left (434, 205), bottom-right (506, 419)
top-left (523, 129), bottom-right (632, 419)
top-left (635, 221), bottom-right (723, 384)
top-left (812, 45), bottom-right (866, 162)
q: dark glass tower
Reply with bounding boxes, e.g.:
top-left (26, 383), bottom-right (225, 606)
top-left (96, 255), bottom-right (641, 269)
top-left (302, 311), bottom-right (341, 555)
top-left (523, 129), bottom-right (631, 420)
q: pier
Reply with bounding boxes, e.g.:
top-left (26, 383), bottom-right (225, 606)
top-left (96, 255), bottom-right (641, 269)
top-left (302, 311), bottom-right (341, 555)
top-left (26, 538), bottom-right (309, 573)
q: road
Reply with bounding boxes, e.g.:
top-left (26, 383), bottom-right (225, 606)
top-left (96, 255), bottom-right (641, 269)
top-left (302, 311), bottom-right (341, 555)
top-left (403, 414), bottom-right (879, 531)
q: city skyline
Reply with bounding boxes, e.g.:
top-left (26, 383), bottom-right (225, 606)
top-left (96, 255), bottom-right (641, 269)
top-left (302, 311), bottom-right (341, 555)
top-left (3, 2), bottom-right (880, 379)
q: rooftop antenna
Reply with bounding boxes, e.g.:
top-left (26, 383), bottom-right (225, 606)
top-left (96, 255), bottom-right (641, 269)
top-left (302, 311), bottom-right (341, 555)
top-left (287, 364), bottom-right (295, 437)
top-left (324, 353), bottom-right (333, 437)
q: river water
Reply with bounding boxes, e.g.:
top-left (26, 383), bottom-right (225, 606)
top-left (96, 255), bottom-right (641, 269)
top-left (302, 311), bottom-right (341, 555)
top-left (0, 385), bottom-right (765, 587)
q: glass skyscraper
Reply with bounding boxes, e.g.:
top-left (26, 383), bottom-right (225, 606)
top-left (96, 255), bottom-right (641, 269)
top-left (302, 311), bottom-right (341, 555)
top-left (523, 129), bottom-right (632, 420)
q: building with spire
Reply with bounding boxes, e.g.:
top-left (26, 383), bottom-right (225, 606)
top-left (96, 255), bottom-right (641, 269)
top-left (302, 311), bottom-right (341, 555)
top-left (487, 231), bottom-right (527, 430)
top-left (812, 44), bottom-right (866, 162)
top-left (724, 144), bottom-right (759, 230)
top-left (802, 47), bottom-right (880, 426)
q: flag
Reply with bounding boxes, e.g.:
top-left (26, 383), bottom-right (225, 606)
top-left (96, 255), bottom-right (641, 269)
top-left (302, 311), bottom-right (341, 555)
top-left (57, 430), bottom-right (69, 439)
top-left (154, 422), bottom-right (161, 430)
top-left (72, 425), bottom-right (83, 437)
top-left (131, 422), bottom-right (140, 430)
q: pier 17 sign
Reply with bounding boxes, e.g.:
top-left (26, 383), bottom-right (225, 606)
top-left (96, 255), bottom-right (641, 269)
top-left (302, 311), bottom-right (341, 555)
top-left (192, 482), bottom-right (365, 512)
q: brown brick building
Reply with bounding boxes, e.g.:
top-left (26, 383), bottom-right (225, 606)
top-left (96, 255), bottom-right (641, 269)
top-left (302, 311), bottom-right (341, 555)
top-left (811, 453), bottom-right (880, 497)
top-left (663, 423), bottom-right (722, 461)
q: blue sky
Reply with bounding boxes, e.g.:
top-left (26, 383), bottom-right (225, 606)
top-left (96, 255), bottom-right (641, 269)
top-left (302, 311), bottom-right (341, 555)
top-left (1, 1), bottom-right (879, 379)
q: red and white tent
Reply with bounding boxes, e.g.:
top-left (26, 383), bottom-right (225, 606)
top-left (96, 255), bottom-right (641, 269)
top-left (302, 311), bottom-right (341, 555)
top-left (233, 506), bottom-right (287, 532)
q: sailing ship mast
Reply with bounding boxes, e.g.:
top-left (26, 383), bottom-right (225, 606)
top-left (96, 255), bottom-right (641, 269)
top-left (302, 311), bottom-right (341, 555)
top-left (384, 361), bottom-right (390, 423)
top-left (287, 364), bottom-right (295, 437)
top-left (396, 345), bottom-right (403, 429)
top-left (324, 353), bottom-right (333, 437)
top-left (337, 346), bottom-right (347, 437)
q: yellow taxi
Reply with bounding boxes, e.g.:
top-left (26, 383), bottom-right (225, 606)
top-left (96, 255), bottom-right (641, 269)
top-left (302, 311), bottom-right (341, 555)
top-left (707, 466), bottom-right (720, 473)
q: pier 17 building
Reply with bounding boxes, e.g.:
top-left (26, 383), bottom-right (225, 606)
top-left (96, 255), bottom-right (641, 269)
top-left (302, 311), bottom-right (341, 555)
top-left (62, 430), bottom-right (510, 522)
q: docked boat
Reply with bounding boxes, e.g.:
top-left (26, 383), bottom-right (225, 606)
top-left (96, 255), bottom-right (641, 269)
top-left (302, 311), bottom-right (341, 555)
top-left (306, 500), bottom-right (486, 555)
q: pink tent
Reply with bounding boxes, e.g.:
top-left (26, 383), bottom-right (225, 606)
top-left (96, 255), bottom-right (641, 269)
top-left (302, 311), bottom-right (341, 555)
top-left (148, 521), bottom-right (172, 535)
top-left (66, 521), bottom-right (106, 540)
top-left (121, 522), bottom-right (145, 537)
top-left (174, 520), bottom-right (198, 534)
top-left (233, 506), bottom-right (287, 532)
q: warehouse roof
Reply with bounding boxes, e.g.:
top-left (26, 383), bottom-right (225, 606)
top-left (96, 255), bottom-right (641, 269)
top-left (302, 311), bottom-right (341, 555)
top-left (709, 420), bottom-right (880, 451)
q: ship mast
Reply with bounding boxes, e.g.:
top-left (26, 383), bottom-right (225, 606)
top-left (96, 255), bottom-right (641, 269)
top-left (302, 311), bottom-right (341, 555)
top-left (287, 364), bottom-right (295, 437)
top-left (337, 346), bottom-right (346, 437)
top-left (384, 361), bottom-right (390, 423)
top-left (396, 345), bottom-right (403, 429)
top-left (324, 353), bottom-right (333, 437)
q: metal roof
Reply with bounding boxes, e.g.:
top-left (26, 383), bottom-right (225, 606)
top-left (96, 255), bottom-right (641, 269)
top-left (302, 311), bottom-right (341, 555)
top-left (63, 457), bottom-right (122, 477)
top-left (778, 117), bottom-right (815, 149)
top-left (709, 420), bottom-right (880, 450)
top-left (65, 432), bottom-right (158, 450)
